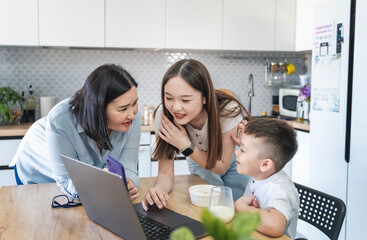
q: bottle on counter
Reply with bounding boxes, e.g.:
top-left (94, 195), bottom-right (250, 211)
top-left (27, 85), bottom-right (35, 122)
top-left (20, 91), bottom-right (27, 123)
top-left (271, 95), bottom-right (280, 117)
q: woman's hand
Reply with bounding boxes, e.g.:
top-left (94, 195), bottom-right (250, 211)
top-left (142, 187), bottom-right (170, 211)
top-left (126, 178), bottom-right (139, 201)
top-left (230, 120), bottom-right (247, 146)
top-left (103, 169), bottom-right (139, 201)
top-left (158, 115), bottom-right (191, 150)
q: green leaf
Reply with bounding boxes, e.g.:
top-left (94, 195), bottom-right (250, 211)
top-left (230, 212), bottom-right (260, 239)
top-left (169, 227), bottom-right (195, 240)
top-left (201, 209), bottom-right (234, 240)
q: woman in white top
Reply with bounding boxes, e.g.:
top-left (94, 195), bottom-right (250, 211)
top-left (143, 59), bottom-right (251, 210)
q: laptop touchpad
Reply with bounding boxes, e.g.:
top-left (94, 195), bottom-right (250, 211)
top-left (135, 203), bottom-right (193, 228)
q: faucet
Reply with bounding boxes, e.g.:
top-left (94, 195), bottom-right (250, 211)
top-left (248, 74), bottom-right (255, 115)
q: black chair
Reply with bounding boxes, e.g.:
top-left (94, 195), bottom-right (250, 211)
top-left (294, 183), bottom-right (346, 240)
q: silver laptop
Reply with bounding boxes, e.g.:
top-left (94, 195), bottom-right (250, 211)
top-left (61, 155), bottom-right (207, 240)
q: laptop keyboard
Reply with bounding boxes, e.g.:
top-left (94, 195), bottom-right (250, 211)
top-left (137, 212), bottom-right (174, 240)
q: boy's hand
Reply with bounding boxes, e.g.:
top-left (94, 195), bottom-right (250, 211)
top-left (235, 195), bottom-right (257, 212)
top-left (250, 197), bottom-right (259, 208)
top-left (230, 120), bottom-right (247, 146)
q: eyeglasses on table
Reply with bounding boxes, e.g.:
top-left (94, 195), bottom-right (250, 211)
top-left (51, 194), bottom-right (82, 208)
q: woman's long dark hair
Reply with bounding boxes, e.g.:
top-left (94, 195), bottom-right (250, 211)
top-left (69, 64), bottom-right (137, 150)
top-left (153, 59), bottom-right (251, 169)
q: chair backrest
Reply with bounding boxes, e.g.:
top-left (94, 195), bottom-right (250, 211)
top-left (294, 183), bottom-right (346, 240)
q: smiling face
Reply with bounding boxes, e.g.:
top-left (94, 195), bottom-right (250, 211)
top-left (235, 133), bottom-right (264, 177)
top-left (164, 76), bottom-right (206, 126)
top-left (106, 86), bottom-right (138, 132)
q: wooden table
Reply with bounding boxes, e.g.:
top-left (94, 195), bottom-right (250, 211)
top-left (0, 175), bottom-right (290, 240)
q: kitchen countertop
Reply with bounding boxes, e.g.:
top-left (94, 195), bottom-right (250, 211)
top-left (251, 116), bottom-right (310, 132)
top-left (0, 123), bottom-right (33, 137)
top-left (0, 118), bottom-right (308, 138)
top-left (287, 120), bottom-right (310, 132)
top-left (0, 120), bottom-right (155, 138)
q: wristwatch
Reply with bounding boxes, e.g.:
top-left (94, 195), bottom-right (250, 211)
top-left (181, 142), bottom-right (195, 157)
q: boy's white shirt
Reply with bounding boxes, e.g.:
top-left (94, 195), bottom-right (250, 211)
top-left (244, 170), bottom-right (300, 239)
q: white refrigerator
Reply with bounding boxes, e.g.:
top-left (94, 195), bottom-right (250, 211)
top-left (292, 0), bottom-right (367, 239)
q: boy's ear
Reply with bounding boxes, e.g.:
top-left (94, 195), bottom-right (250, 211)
top-left (260, 158), bottom-right (274, 173)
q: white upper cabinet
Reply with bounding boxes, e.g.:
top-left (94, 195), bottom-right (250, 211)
top-left (166, 0), bottom-right (222, 50)
top-left (295, 0), bottom-right (314, 51)
top-left (106, 0), bottom-right (165, 49)
top-left (223, 0), bottom-right (276, 51)
top-left (275, 0), bottom-right (296, 51)
top-left (39, 0), bottom-right (104, 47)
top-left (0, 0), bottom-right (38, 46)
top-left (1, 0), bottom-right (310, 51)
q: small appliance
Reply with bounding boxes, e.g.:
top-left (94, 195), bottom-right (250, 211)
top-left (278, 88), bottom-right (300, 118)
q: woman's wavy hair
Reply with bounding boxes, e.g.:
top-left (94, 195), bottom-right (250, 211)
top-left (69, 64), bottom-right (137, 150)
top-left (153, 59), bottom-right (251, 169)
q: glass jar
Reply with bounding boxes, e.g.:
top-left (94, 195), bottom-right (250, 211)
top-left (278, 62), bottom-right (286, 73)
top-left (270, 62), bottom-right (278, 73)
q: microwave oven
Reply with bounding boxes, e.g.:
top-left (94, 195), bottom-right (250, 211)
top-left (279, 88), bottom-right (300, 118)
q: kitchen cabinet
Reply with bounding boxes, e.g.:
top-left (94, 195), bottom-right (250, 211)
top-left (223, 0), bottom-right (297, 51)
top-left (0, 170), bottom-right (16, 186)
top-left (39, 0), bottom-right (104, 47)
top-left (223, 0), bottom-right (276, 51)
top-left (173, 159), bottom-right (190, 175)
top-left (138, 131), bottom-right (151, 178)
top-left (106, 0), bottom-right (165, 49)
top-left (166, 0), bottom-right (222, 50)
top-left (275, 0), bottom-right (296, 51)
top-left (2, 0), bottom-right (311, 51)
top-left (295, 0), bottom-right (315, 51)
top-left (0, 138), bottom-right (21, 187)
top-left (290, 130), bottom-right (310, 182)
top-left (0, 0), bottom-right (38, 46)
top-left (151, 159), bottom-right (189, 177)
top-left (149, 132), bottom-right (190, 177)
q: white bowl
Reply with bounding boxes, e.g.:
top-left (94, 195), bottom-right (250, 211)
top-left (189, 184), bottom-right (215, 207)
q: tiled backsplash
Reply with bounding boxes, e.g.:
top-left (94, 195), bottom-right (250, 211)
top-left (0, 47), bottom-right (310, 119)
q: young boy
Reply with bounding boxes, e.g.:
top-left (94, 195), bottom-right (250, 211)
top-left (234, 118), bottom-right (299, 239)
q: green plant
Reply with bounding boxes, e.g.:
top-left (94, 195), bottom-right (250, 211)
top-left (170, 210), bottom-right (260, 240)
top-left (0, 87), bottom-right (25, 123)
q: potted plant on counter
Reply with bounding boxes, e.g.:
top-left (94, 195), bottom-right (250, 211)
top-left (0, 87), bottom-right (25, 124)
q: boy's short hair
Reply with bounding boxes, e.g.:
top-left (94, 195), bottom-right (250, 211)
top-left (244, 118), bottom-right (298, 172)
